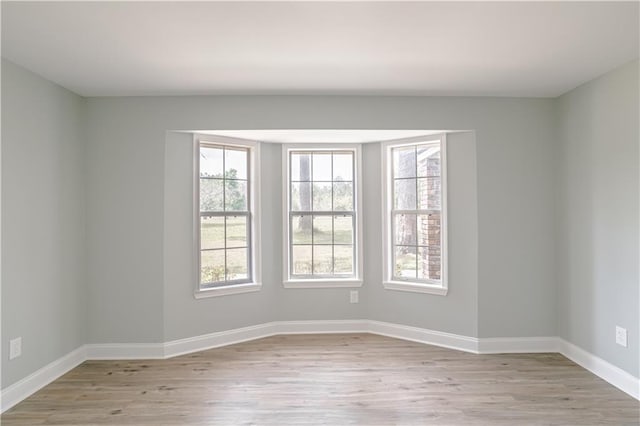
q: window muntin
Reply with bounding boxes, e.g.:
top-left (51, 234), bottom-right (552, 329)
top-left (198, 143), bottom-right (252, 288)
top-left (287, 150), bottom-right (357, 280)
top-left (383, 136), bottom-right (447, 293)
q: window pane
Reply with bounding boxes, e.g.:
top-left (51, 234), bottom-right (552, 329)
top-left (418, 177), bottom-right (441, 210)
top-left (395, 246), bottom-right (417, 279)
top-left (417, 145), bottom-right (440, 178)
top-left (201, 216), bottom-right (224, 250)
top-left (291, 182), bottom-right (312, 211)
top-left (292, 245), bottom-right (312, 275)
top-left (333, 215), bottom-right (353, 245)
top-left (200, 146), bottom-right (223, 178)
top-left (313, 215), bottom-right (333, 244)
top-left (313, 245), bottom-right (333, 274)
top-left (312, 153), bottom-right (332, 181)
top-left (201, 249), bottom-right (225, 284)
top-left (334, 245), bottom-right (353, 274)
top-left (393, 146), bottom-right (416, 179)
top-left (199, 143), bottom-right (254, 288)
top-left (226, 248), bottom-right (248, 280)
top-left (200, 179), bottom-right (224, 212)
top-left (291, 153), bottom-right (311, 182)
top-left (418, 213), bottom-right (441, 247)
top-left (225, 180), bottom-right (247, 211)
top-left (292, 215), bottom-right (312, 244)
top-left (289, 149), bottom-right (358, 281)
top-left (225, 148), bottom-right (247, 180)
top-left (394, 178), bottom-right (416, 210)
top-left (333, 182), bottom-right (353, 211)
top-left (333, 153), bottom-right (353, 181)
top-left (418, 246), bottom-right (441, 281)
top-left (312, 182), bottom-right (332, 211)
top-left (226, 215), bottom-right (247, 248)
top-left (394, 214), bottom-right (417, 246)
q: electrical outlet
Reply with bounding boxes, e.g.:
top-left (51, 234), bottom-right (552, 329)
top-left (615, 326), bottom-right (627, 347)
top-left (350, 290), bottom-right (359, 304)
top-left (9, 337), bottom-right (22, 360)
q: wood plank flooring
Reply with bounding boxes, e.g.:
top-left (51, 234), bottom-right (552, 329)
top-left (2, 334), bottom-right (638, 425)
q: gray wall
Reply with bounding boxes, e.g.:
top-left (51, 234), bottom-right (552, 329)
top-left (557, 60), bottom-right (639, 377)
top-left (1, 60), bottom-right (86, 388)
top-left (86, 95), bottom-right (557, 343)
top-left (4, 55), bottom-right (637, 391)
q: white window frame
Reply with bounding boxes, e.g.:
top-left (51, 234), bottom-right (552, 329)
top-left (282, 144), bottom-right (363, 288)
top-left (193, 134), bottom-right (262, 298)
top-left (382, 134), bottom-right (448, 296)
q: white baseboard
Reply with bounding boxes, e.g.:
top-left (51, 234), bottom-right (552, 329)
top-left (558, 339), bottom-right (639, 400)
top-left (1, 346), bottom-right (86, 413)
top-left (85, 342), bottom-right (164, 360)
top-left (478, 336), bottom-right (560, 354)
top-left (276, 319), bottom-right (369, 335)
top-left (164, 320), bottom-right (369, 358)
top-left (3, 322), bottom-right (637, 413)
top-left (368, 320), bottom-right (479, 353)
top-left (164, 322), bottom-right (276, 358)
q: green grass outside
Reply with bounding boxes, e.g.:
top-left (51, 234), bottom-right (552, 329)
top-left (201, 219), bottom-right (248, 283)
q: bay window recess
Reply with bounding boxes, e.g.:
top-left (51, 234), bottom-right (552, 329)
top-left (283, 145), bottom-right (363, 288)
top-left (195, 135), bottom-right (261, 298)
top-left (382, 135), bottom-right (448, 295)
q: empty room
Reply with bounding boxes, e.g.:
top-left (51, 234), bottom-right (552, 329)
top-left (1, 1), bottom-right (639, 425)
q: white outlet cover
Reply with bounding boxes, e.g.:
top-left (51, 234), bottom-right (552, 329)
top-left (9, 337), bottom-right (22, 360)
top-left (615, 326), bottom-right (628, 348)
top-left (350, 290), bottom-right (358, 304)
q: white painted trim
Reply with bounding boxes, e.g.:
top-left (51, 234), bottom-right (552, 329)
top-left (277, 320), bottom-right (368, 335)
top-left (192, 134), bottom-right (262, 297)
top-left (478, 336), bottom-right (560, 354)
top-left (368, 320), bottom-right (478, 353)
top-left (164, 323), bottom-right (276, 358)
top-left (381, 134), bottom-right (449, 295)
top-left (383, 280), bottom-right (448, 295)
top-left (281, 144), bottom-right (289, 285)
top-left (164, 320), bottom-right (370, 358)
top-left (85, 343), bottom-right (165, 360)
top-left (194, 282), bottom-right (262, 298)
top-left (439, 134), bottom-right (449, 292)
top-left (1, 346), bottom-right (86, 413)
top-left (283, 279), bottom-right (362, 288)
top-left (354, 145), bottom-right (364, 285)
top-left (558, 339), bottom-right (639, 400)
top-left (281, 144), bottom-right (364, 287)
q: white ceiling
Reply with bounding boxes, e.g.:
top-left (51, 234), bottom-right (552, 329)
top-left (2, 1), bottom-right (638, 98)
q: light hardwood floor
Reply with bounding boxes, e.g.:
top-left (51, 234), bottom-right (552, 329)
top-left (2, 334), bottom-right (638, 425)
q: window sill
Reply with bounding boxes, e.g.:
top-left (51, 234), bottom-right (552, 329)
top-left (283, 279), bottom-right (363, 289)
top-left (194, 282), bottom-right (262, 299)
top-left (383, 280), bottom-right (448, 296)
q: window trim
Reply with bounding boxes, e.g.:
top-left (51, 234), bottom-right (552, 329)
top-left (381, 134), bottom-right (448, 296)
top-left (193, 134), bottom-right (262, 298)
top-left (282, 144), bottom-right (363, 288)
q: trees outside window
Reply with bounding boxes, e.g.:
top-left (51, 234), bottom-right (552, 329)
top-left (198, 144), bottom-right (251, 287)
top-left (284, 146), bottom-right (362, 287)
